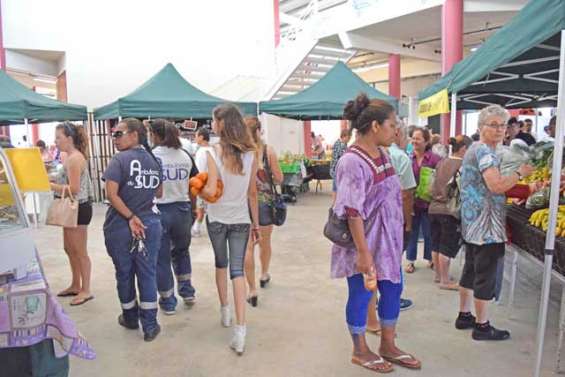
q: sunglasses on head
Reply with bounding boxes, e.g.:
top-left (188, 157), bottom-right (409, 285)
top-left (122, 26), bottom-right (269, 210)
top-left (111, 130), bottom-right (130, 139)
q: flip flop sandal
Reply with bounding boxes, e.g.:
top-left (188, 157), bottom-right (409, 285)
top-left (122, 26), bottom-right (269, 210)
top-left (70, 296), bottom-right (95, 306)
top-left (439, 283), bottom-right (460, 291)
top-left (366, 327), bottom-right (382, 336)
top-left (351, 356), bottom-right (393, 373)
top-left (57, 291), bottom-right (79, 297)
top-left (382, 354), bottom-right (422, 370)
top-left (405, 264), bottom-right (415, 274)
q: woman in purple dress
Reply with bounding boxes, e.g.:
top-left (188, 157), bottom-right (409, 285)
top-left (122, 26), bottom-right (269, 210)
top-left (332, 94), bottom-right (421, 373)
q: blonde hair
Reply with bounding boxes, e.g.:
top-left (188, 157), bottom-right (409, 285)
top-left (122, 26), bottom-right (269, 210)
top-left (244, 116), bottom-right (264, 168)
top-left (213, 104), bottom-right (256, 175)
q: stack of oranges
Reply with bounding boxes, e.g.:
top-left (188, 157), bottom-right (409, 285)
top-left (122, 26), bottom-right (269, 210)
top-left (189, 172), bottom-right (224, 203)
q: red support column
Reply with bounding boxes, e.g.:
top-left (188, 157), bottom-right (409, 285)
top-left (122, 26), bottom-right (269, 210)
top-left (441, 0), bottom-right (463, 142)
top-left (273, 0), bottom-right (281, 48)
top-left (303, 120), bottom-right (312, 158)
top-left (388, 54), bottom-right (401, 99)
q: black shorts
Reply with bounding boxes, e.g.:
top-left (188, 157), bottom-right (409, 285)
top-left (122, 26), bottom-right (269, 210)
top-left (77, 201), bottom-right (93, 226)
top-left (459, 242), bottom-right (505, 300)
top-left (430, 214), bottom-right (461, 258)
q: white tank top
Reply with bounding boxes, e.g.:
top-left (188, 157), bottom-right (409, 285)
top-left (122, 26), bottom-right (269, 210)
top-left (206, 147), bottom-right (254, 225)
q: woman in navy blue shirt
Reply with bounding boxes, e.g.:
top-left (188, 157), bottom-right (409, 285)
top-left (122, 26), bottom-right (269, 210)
top-left (103, 118), bottom-right (163, 342)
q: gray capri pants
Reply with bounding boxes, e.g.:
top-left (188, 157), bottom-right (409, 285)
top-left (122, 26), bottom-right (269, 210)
top-left (206, 221), bottom-right (250, 279)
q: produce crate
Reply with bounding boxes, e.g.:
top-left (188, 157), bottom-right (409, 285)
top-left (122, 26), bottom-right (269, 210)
top-left (506, 204), bottom-right (565, 275)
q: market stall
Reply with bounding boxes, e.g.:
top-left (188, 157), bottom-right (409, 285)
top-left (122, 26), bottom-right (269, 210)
top-left (0, 147), bottom-right (95, 376)
top-left (91, 63), bottom-right (257, 201)
top-left (0, 69), bottom-right (88, 225)
top-left (260, 62), bottom-right (398, 197)
top-left (259, 61), bottom-right (398, 120)
top-left (418, 1), bottom-right (565, 375)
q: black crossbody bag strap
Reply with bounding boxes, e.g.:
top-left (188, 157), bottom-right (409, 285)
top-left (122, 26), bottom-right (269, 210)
top-left (263, 145), bottom-right (280, 199)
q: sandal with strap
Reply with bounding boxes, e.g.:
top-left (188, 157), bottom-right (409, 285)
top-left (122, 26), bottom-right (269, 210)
top-left (381, 353), bottom-right (421, 370)
top-left (352, 356), bottom-right (393, 373)
top-left (404, 263), bottom-right (415, 274)
top-left (366, 326), bottom-right (382, 336)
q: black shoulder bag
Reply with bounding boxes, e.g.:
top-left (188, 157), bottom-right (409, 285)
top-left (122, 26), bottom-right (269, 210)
top-left (259, 145), bottom-right (287, 226)
top-left (323, 147), bottom-right (388, 248)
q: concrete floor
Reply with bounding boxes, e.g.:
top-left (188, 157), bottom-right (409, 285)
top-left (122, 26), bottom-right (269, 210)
top-left (33, 187), bottom-right (565, 377)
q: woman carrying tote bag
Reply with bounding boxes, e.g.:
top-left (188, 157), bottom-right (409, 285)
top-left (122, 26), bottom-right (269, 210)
top-left (49, 122), bottom-right (94, 306)
top-left (243, 117), bottom-right (283, 308)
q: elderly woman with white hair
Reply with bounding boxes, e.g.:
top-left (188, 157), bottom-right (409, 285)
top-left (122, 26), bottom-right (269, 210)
top-left (455, 105), bottom-right (535, 342)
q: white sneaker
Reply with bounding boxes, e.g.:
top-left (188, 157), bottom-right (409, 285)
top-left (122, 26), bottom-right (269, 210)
top-left (191, 226), bottom-right (201, 238)
top-left (230, 325), bottom-right (246, 355)
top-left (221, 305), bottom-right (232, 327)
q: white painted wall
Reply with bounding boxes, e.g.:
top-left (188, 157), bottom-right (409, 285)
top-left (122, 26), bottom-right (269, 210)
top-left (5, 50), bottom-right (59, 77)
top-left (260, 113), bottom-right (304, 155)
top-left (312, 120), bottom-right (341, 149)
top-left (2, 0), bottom-right (276, 110)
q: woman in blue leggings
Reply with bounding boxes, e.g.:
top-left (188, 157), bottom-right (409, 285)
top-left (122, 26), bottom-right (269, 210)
top-left (332, 94), bottom-right (421, 372)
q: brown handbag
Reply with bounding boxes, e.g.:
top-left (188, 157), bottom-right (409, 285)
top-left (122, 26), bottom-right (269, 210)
top-left (46, 185), bottom-right (79, 228)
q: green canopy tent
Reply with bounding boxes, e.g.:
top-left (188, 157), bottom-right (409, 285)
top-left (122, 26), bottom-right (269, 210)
top-left (0, 69), bottom-right (87, 124)
top-left (418, 0), bottom-right (564, 111)
top-left (259, 61), bottom-right (399, 119)
top-left (93, 63), bottom-right (257, 120)
top-left (420, 2), bottom-right (565, 376)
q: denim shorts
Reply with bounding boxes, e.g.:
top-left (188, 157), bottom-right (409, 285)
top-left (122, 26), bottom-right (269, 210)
top-left (207, 221), bottom-right (250, 279)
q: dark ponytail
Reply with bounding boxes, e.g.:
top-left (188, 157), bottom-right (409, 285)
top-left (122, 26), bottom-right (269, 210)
top-left (56, 122), bottom-right (90, 159)
top-left (449, 135), bottom-right (472, 153)
top-left (343, 93), bottom-right (395, 135)
top-left (148, 119), bottom-right (181, 149)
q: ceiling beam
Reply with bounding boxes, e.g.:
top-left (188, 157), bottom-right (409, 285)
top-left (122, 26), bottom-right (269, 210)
top-left (279, 12), bottom-right (301, 26)
top-left (279, 0), bottom-right (310, 14)
top-left (464, 0), bottom-right (528, 13)
top-left (339, 32), bottom-right (441, 62)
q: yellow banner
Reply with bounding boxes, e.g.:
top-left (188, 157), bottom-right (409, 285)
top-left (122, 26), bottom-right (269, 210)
top-left (418, 89), bottom-right (450, 117)
top-left (5, 148), bottom-right (50, 192)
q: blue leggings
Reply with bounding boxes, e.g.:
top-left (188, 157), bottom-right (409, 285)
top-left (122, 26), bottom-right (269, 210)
top-left (346, 274), bottom-right (403, 334)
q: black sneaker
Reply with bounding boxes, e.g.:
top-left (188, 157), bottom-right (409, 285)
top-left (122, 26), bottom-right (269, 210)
top-left (399, 298), bottom-right (414, 311)
top-left (455, 313), bottom-right (476, 330)
top-left (144, 324), bottom-right (161, 342)
top-left (118, 314), bottom-right (139, 330)
top-left (472, 322), bottom-right (510, 341)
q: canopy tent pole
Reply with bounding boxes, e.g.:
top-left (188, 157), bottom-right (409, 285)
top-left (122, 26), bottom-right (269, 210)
top-left (534, 29), bottom-right (565, 377)
top-left (450, 92), bottom-right (457, 138)
top-left (24, 118), bottom-right (38, 228)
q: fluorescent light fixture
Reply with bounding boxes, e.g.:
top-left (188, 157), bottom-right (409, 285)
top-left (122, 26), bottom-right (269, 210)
top-left (33, 77), bottom-right (57, 84)
top-left (353, 62), bottom-right (389, 73)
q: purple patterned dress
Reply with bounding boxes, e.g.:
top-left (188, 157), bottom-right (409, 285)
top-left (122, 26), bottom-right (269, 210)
top-left (331, 146), bottom-right (404, 284)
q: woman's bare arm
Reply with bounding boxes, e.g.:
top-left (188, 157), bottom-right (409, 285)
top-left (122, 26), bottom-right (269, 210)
top-left (268, 146), bottom-right (284, 184)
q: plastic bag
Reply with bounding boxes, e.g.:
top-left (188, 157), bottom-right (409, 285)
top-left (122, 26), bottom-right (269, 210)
top-left (415, 166), bottom-right (434, 202)
top-left (526, 187), bottom-right (550, 210)
top-left (497, 143), bottom-right (532, 177)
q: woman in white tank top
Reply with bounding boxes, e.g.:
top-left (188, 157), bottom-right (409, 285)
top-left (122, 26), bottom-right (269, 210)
top-left (201, 104), bottom-right (259, 355)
